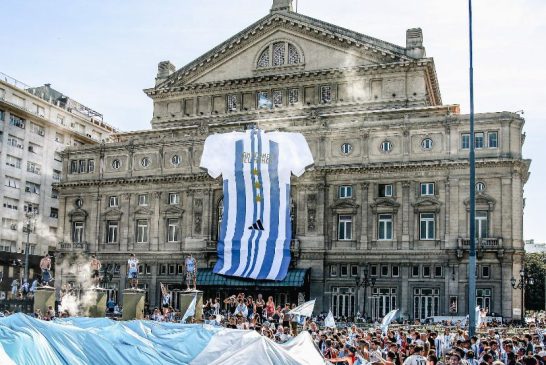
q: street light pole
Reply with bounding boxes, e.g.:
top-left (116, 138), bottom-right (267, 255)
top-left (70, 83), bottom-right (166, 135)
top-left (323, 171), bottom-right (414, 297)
top-left (511, 267), bottom-right (534, 322)
top-left (23, 212), bottom-right (36, 284)
top-left (356, 267), bottom-right (376, 321)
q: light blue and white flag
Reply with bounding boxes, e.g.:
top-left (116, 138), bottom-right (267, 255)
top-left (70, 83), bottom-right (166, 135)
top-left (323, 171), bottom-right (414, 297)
top-left (200, 129), bottom-right (314, 281)
top-left (258, 94), bottom-right (273, 109)
top-left (181, 294), bottom-right (197, 324)
top-left (324, 310), bottom-right (336, 328)
top-left (289, 299), bottom-right (315, 318)
top-left (380, 309), bottom-right (399, 334)
top-left (475, 305), bottom-right (481, 327)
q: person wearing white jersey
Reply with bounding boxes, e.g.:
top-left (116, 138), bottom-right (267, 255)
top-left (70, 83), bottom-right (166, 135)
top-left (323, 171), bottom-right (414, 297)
top-left (200, 128), bottom-right (313, 280)
top-left (127, 254), bottom-right (139, 289)
top-left (160, 283), bottom-right (171, 315)
top-left (185, 254), bottom-right (197, 291)
top-left (403, 345), bottom-right (427, 365)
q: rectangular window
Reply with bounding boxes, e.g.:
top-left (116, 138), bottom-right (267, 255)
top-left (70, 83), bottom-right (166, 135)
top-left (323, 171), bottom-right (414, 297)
top-left (378, 184), bottom-right (393, 197)
top-left (78, 160), bottom-right (87, 173)
top-left (30, 122), bottom-right (45, 136)
top-left (146, 265), bottom-right (152, 275)
top-left (227, 94), bottom-right (237, 112)
top-left (50, 208), bottom-right (58, 218)
top-left (27, 161), bottom-right (41, 175)
top-left (330, 265), bottom-right (338, 277)
top-left (107, 221), bottom-right (118, 243)
top-left (340, 264), bottom-right (348, 277)
top-left (272, 90), bottom-right (282, 107)
top-left (475, 211), bottom-right (488, 239)
top-left (5, 155), bottom-right (21, 169)
top-left (423, 266), bottom-right (431, 277)
top-left (338, 215), bottom-right (353, 240)
top-left (370, 265), bottom-right (378, 276)
top-left (351, 265), bottom-right (358, 277)
top-left (136, 220), bottom-right (149, 243)
top-left (55, 132), bottom-right (64, 143)
top-left (73, 222), bottom-right (84, 243)
top-left (378, 214), bottom-right (393, 240)
top-left (88, 160), bottom-right (95, 173)
top-left (138, 194), bottom-right (149, 206)
top-left (24, 202), bottom-right (39, 214)
top-left (70, 160), bottom-right (78, 173)
top-left (392, 265), bottom-right (400, 277)
top-left (57, 115), bottom-right (65, 125)
top-left (169, 193), bottom-right (180, 205)
top-left (339, 185), bottom-right (353, 199)
top-left (257, 91), bottom-right (269, 108)
top-left (476, 288), bottom-right (492, 310)
top-left (461, 133), bottom-right (470, 149)
top-left (420, 213), bottom-right (435, 240)
top-left (52, 189), bottom-right (59, 199)
top-left (52, 169), bottom-right (61, 181)
top-left (54, 152), bottom-right (62, 162)
top-left (5, 176), bottom-right (20, 189)
top-left (320, 85), bottom-right (332, 103)
top-left (7, 135), bottom-right (23, 149)
top-left (482, 266), bottom-right (490, 278)
top-left (381, 265), bottom-right (389, 277)
top-left (420, 182), bottom-right (435, 196)
top-left (488, 131), bottom-right (498, 148)
top-left (0, 110), bottom-right (4, 121)
top-left (3, 197), bottom-right (19, 211)
top-left (25, 181), bottom-right (40, 194)
top-left (288, 88), bottom-right (299, 104)
top-left (475, 132), bottom-right (484, 149)
top-left (9, 115), bottom-right (25, 129)
top-left (412, 265), bottom-right (419, 277)
top-left (435, 266), bottom-right (443, 277)
top-left (169, 264), bottom-right (176, 275)
top-left (28, 142), bottom-right (41, 154)
top-left (109, 196), bottom-right (119, 207)
top-left (167, 218), bottom-right (179, 242)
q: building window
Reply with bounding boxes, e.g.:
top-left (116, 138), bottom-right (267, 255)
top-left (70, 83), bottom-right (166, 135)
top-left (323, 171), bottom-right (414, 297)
top-left (141, 157), bottom-right (150, 168)
top-left (171, 155), bottom-right (181, 166)
top-left (9, 115), bottom-right (25, 129)
top-left (106, 221), bottom-right (118, 243)
top-left (481, 266), bottom-right (490, 278)
top-left (25, 181), bottom-right (40, 194)
top-left (371, 288), bottom-right (397, 320)
top-left (0, 110), bottom-right (4, 121)
top-left (421, 138), bottom-right (433, 150)
top-left (381, 265), bottom-right (389, 277)
top-left (52, 189), bottom-right (59, 199)
top-left (257, 48), bottom-right (270, 68)
top-left (392, 266), bottom-right (399, 277)
top-left (272, 90), bottom-right (282, 107)
top-left (7, 135), bottom-right (23, 149)
top-left (24, 202), bottom-right (39, 214)
top-left (420, 213), bottom-right (435, 240)
top-left (340, 264), bottom-right (348, 277)
top-left (5, 155), bottom-right (21, 169)
top-left (338, 215), bottom-right (353, 240)
top-left (273, 42), bottom-right (285, 66)
top-left (378, 184), bottom-right (393, 197)
top-left (75, 198), bottom-right (83, 207)
top-left (138, 194), bottom-right (149, 206)
top-left (320, 85), bottom-right (332, 103)
top-left (30, 122), bottom-right (45, 136)
top-left (475, 211), bottom-right (488, 239)
top-left (351, 265), bottom-right (358, 277)
top-left (339, 185), bottom-right (353, 199)
top-left (136, 220), bottom-right (149, 243)
top-left (88, 160), bottom-right (95, 173)
top-left (257, 91), bottom-right (270, 109)
top-left (370, 265), bottom-right (378, 276)
top-left (420, 182), bottom-right (435, 196)
top-left (112, 159), bottom-right (121, 169)
top-left (3, 197), bottom-right (19, 211)
top-left (341, 143), bottom-right (352, 155)
top-left (413, 288), bottom-right (440, 320)
top-left (109, 196), bottom-right (119, 208)
top-left (330, 265), bottom-right (338, 277)
top-left (73, 222), bottom-right (85, 243)
top-left (412, 265), bottom-right (419, 277)
top-left (288, 44), bottom-right (301, 64)
top-left (475, 132), bottom-right (484, 149)
top-left (27, 161), bottom-right (41, 175)
top-left (167, 218), bottom-right (179, 242)
top-left (50, 208), bottom-right (58, 219)
top-left (422, 266), bottom-right (431, 277)
top-left (227, 94), bottom-right (238, 112)
top-left (461, 133), bottom-right (470, 149)
top-left (288, 88), bottom-right (299, 104)
top-left (169, 193), bottom-right (180, 205)
top-left (476, 182), bottom-right (486, 192)
top-left (331, 287), bottom-right (356, 318)
top-left (435, 266), bottom-right (443, 277)
top-left (78, 159), bottom-right (89, 174)
top-left (378, 214), bottom-right (393, 240)
top-left (488, 131), bottom-right (498, 148)
top-left (5, 176), bottom-right (20, 189)
top-left (380, 140), bottom-right (392, 152)
top-left (476, 288), bottom-right (492, 309)
top-left (70, 160), bottom-right (78, 173)
top-left (52, 169), bottom-right (61, 181)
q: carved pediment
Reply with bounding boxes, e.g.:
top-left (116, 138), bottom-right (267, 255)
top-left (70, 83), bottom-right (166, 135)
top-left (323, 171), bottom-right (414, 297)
top-left (464, 193), bottom-right (496, 210)
top-left (68, 208), bottom-right (88, 221)
top-left (102, 207), bottom-right (123, 220)
top-left (412, 196), bottom-right (442, 213)
top-left (330, 199), bottom-right (359, 213)
top-left (133, 207), bottom-right (153, 216)
top-left (161, 206), bottom-right (185, 218)
top-left (370, 197), bottom-right (400, 213)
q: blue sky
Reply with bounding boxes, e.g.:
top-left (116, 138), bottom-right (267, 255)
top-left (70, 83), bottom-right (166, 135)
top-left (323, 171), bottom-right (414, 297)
top-left (2, 0), bottom-right (545, 241)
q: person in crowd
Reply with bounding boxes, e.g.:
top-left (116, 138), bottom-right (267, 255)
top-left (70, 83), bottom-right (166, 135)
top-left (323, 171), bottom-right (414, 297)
top-left (160, 283), bottom-right (171, 315)
top-left (127, 253), bottom-right (139, 289)
top-left (184, 254), bottom-right (197, 291)
top-left (40, 254), bottom-right (52, 286)
top-left (265, 296), bottom-right (275, 318)
top-left (9, 278), bottom-right (18, 300)
top-left (90, 255), bottom-right (102, 287)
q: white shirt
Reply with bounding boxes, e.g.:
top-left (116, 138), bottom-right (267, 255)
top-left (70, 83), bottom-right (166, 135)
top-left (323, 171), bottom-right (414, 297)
top-left (128, 258), bottom-right (139, 271)
top-left (201, 129), bottom-right (313, 280)
top-left (403, 354), bottom-right (427, 365)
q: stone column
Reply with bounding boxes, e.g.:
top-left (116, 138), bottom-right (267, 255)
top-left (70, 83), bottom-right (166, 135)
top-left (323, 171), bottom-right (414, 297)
top-left (360, 183), bottom-right (369, 250)
top-left (400, 264), bottom-right (410, 319)
top-left (401, 181), bottom-right (411, 250)
top-left (501, 177), bottom-right (512, 248)
top-left (153, 192), bottom-right (162, 251)
top-left (122, 289), bottom-right (145, 320)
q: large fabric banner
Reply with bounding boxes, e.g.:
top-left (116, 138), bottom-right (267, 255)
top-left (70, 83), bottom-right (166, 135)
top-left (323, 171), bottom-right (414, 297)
top-left (201, 129), bottom-right (313, 280)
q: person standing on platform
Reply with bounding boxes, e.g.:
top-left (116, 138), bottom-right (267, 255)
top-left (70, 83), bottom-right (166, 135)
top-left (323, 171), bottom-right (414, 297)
top-left (40, 254), bottom-right (52, 286)
top-left (160, 283), bottom-right (171, 315)
top-left (184, 254), bottom-right (197, 291)
top-left (90, 255), bottom-right (102, 288)
top-left (127, 254), bottom-right (139, 289)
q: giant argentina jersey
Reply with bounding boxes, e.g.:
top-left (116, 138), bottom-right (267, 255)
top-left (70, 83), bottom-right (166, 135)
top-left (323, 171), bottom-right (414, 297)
top-left (200, 129), bottom-right (313, 280)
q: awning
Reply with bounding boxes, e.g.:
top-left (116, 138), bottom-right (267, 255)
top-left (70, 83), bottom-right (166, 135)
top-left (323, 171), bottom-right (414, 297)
top-left (197, 268), bottom-right (309, 288)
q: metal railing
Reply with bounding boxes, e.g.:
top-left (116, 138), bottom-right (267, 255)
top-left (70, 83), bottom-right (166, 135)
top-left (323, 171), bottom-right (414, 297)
top-left (458, 237), bottom-right (502, 249)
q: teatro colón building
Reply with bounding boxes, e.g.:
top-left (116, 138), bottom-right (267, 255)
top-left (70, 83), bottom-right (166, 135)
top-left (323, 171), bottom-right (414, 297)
top-left (55, 0), bottom-right (530, 320)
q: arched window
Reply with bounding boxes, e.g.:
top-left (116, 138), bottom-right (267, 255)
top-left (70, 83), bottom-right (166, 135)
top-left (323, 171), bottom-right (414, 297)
top-left (256, 41), bottom-right (303, 69)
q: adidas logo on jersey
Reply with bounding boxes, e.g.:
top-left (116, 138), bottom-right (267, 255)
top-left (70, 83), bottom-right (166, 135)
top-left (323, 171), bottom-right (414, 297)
top-left (248, 219), bottom-right (265, 231)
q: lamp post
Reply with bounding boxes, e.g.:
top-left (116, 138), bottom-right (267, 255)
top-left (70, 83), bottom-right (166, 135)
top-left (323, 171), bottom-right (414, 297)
top-left (355, 268), bottom-right (376, 321)
top-left (511, 267), bottom-right (533, 323)
top-left (23, 212), bottom-right (36, 284)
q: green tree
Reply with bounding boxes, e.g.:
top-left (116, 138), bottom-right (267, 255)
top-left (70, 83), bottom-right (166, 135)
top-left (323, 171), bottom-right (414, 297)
top-left (524, 253), bottom-right (546, 311)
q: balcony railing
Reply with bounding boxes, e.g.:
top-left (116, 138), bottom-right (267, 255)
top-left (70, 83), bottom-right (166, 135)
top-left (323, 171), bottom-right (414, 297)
top-left (458, 237), bottom-right (503, 249)
top-left (58, 241), bottom-right (89, 252)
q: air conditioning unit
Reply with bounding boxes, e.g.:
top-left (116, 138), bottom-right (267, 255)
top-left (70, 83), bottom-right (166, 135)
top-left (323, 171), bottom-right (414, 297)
top-left (28, 146), bottom-right (34, 152)
top-left (10, 224), bottom-right (17, 230)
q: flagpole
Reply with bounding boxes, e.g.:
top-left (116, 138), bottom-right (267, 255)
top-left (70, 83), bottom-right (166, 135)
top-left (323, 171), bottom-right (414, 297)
top-left (467, 0), bottom-right (477, 337)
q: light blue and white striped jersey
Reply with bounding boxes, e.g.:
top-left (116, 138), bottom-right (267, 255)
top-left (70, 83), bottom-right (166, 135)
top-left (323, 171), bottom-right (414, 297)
top-left (200, 129), bottom-right (313, 281)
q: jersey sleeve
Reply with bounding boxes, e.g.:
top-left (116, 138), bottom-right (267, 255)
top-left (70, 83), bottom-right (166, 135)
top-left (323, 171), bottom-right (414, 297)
top-left (288, 133), bottom-right (314, 177)
top-left (200, 134), bottom-right (226, 178)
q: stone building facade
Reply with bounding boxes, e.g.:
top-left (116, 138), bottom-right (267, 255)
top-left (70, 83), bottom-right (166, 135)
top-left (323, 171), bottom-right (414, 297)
top-left (0, 72), bottom-right (118, 297)
top-left (55, 0), bottom-right (530, 320)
